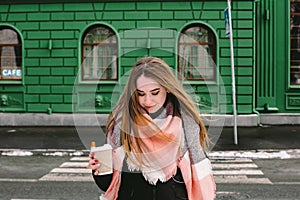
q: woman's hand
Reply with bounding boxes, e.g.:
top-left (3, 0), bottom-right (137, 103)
top-left (87, 152), bottom-right (101, 175)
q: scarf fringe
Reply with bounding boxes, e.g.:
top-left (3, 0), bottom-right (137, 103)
top-left (126, 156), bottom-right (177, 185)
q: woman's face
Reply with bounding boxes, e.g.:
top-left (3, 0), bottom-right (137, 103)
top-left (136, 75), bottom-right (167, 113)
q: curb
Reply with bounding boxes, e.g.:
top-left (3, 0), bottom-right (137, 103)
top-left (1, 148), bottom-right (300, 159)
top-left (0, 148), bottom-right (90, 157)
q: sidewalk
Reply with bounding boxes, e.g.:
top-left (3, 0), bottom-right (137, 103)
top-left (1, 125), bottom-right (300, 157)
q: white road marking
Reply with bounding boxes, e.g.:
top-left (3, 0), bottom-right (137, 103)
top-left (59, 162), bottom-right (89, 168)
top-left (214, 169), bottom-right (264, 175)
top-left (39, 173), bottom-right (93, 182)
top-left (0, 178), bottom-right (38, 182)
top-left (11, 199), bottom-right (58, 200)
top-left (212, 163), bottom-right (258, 169)
top-left (50, 168), bottom-right (90, 173)
top-left (212, 158), bottom-right (272, 184)
top-left (38, 157), bottom-right (93, 182)
top-left (70, 157), bottom-right (89, 161)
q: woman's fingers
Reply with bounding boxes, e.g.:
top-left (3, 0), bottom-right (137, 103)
top-left (91, 163), bottom-right (101, 171)
top-left (89, 152), bottom-right (95, 159)
top-left (87, 152), bottom-right (99, 169)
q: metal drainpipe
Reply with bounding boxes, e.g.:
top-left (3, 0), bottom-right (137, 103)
top-left (253, 0), bottom-right (261, 126)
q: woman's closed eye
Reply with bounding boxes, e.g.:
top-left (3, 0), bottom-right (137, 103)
top-left (152, 90), bottom-right (159, 95)
top-left (137, 89), bottom-right (160, 96)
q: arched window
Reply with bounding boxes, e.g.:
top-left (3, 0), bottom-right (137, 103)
top-left (290, 0), bottom-right (300, 85)
top-left (178, 24), bottom-right (216, 81)
top-left (82, 25), bottom-right (118, 81)
top-left (0, 26), bottom-right (22, 80)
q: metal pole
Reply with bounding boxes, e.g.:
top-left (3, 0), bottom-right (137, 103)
top-left (227, 0), bottom-right (238, 144)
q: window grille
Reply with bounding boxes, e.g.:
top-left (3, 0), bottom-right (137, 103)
top-left (178, 24), bottom-right (216, 81)
top-left (291, 0), bottom-right (300, 85)
top-left (0, 27), bottom-right (22, 80)
top-left (82, 25), bottom-right (118, 81)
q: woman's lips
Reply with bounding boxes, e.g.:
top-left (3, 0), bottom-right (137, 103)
top-left (145, 106), bottom-right (153, 110)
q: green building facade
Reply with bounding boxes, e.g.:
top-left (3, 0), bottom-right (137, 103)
top-left (0, 0), bottom-right (299, 126)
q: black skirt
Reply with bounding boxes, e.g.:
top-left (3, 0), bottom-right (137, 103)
top-left (93, 168), bottom-right (188, 200)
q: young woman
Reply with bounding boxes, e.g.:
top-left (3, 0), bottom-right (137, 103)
top-left (88, 57), bottom-right (216, 200)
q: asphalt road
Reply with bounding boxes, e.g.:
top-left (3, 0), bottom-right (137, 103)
top-left (1, 125), bottom-right (300, 199)
top-left (1, 155), bottom-right (300, 200)
top-left (1, 125), bottom-right (300, 151)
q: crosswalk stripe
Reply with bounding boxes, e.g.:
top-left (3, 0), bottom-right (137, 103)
top-left (39, 173), bottom-right (93, 182)
top-left (50, 168), bottom-right (90, 174)
top-left (211, 157), bottom-right (272, 184)
top-left (212, 163), bottom-right (258, 169)
top-left (214, 177), bottom-right (272, 184)
top-left (214, 169), bottom-right (264, 175)
top-left (60, 162), bottom-right (89, 168)
top-left (211, 158), bottom-right (253, 163)
top-left (70, 157), bottom-right (89, 161)
top-left (38, 156), bottom-right (272, 184)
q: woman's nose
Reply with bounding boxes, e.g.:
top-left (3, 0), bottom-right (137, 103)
top-left (144, 95), bottom-right (152, 104)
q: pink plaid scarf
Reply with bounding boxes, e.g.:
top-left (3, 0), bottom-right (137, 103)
top-left (101, 103), bottom-right (216, 200)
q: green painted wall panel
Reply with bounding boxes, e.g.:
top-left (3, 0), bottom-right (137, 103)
top-left (27, 13), bottom-right (50, 21)
top-left (40, 22), bottom-right (63, 30)
top-left (40, 77), bottom-right (63, 85)
top-left (201, 11), bottom-right (222, 20)
top-left (125, 12), bottom-right (148, 20)
top-left (149, 11), bottom-right (173, 19)
top-left (137, 21), bottom-right (161, 28)
top-left (51, 49), bottom-right (75, 57)
top-left (40, 4), bottom-right (63, 12)
top-left (64, 22), bottom-right (86, 30)
top-left (27, 31), bottom-right (50, 39)
top-left (162, 2), bottom-right (191, 10)
top-left (10, 4), bottom-right (38, 12)
top-left (51, 68), bottom-right (74, 76)
top-left (137, 2), bottom-right (161, 10)
top-left (63, 77), bottom-right (76, 85)
top-left (75, 12), bottom-right (96, 20)
top-left (27, 103), bottom-right (50, 112)
top-left (24, 94), bottom-right (39, 102)
top-left (27, 86), bottom-right (51, 94)
top-left (40, 95), bottom-right (63, 103)
top-left (7, 13), bottom-right (27, 21)
top-left (64, 58), bottom-right (77, 66)
top-left (51, 13), bottom-right (75, 21)
top-left (40, 58), bottom-right (63, 67)
top-left (25, 58), bottom-right (40, 67)
top-left (103, 12), bottom-right (124, 20)
top-left (63, 95), bottom-right (73, 103)
top-left (51, 104), bottom-right (73, 113)
top-left (2, 86), bottom-right (24, 91)
top-left (51, 86), bottom-right (73, 94)
top-left (174, 11), bottom-right (194, 20)
top-left (105, 2), bottom-right (136, 11)
top-left (111, 21), bottom-right (136, 29)
top-left (16, 22), bottom-right (39, 30)
top-left (51, 31), bottom-right (75, 39)
top-left (27, 68), bottom-right (50, 76)
top-left (64, 3), bottom-right (93, 11)
top-left (0, 0), bottom-right (259, 114)
top-left (24, 77), bottom-right (39, 84)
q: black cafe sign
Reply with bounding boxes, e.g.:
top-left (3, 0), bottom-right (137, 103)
top-left (1, 68), bottom-right (22, 79)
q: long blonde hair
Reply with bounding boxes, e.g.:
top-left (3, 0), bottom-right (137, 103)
top-left (106, 56), bottom-right (208, 155)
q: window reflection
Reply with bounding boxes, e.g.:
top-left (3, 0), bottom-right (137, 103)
top-left (82, 26), bottom-right (118, 80)
top-left (178, 25), bottom-right (216, 81)
top-left (0, 27), bottom-right (22, 80)
top-left (290, 0), bottom-right (300, 85)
